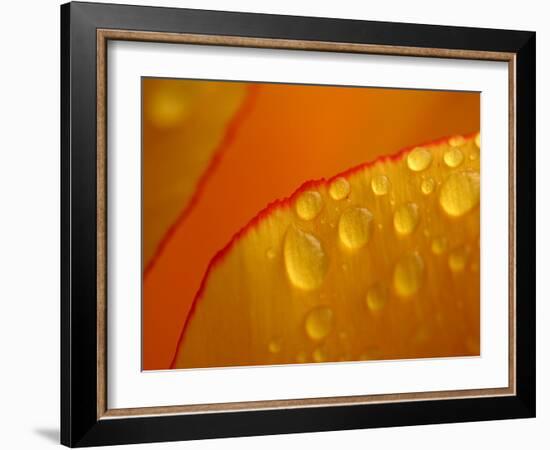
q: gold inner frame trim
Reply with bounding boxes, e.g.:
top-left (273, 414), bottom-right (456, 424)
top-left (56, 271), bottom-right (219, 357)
top-left (96, 28), bottom-right (517, 420)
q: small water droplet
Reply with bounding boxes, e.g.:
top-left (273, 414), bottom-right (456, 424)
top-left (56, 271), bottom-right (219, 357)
top-left (360, 347), bottom-right (381, 360)
top-left (443, 147), bottom-right (465, 168)
top-left (439, 171), bottom-right (480, 217)
top-left (296, 351), bottom-right (308, 363)
top-left (266, 248), bottom-right (276, 259)
top-left (449, 135), bottom-right (466, 147)
top-left (329, 177), bottom-right (350, 200)
top-left (338, 207), bottom-right (373, 249)
top-left (295, 190), bottom-right (323, 221)
top-left (366, 283), bottom-right (388, 312)
top-left (469, 151), bottom-right (479, 161)
top-left (305, 306), bottom-right (334, 340)
top-left (407, 147), bottom-right (432, 172)
top-left (342, 263), bottom-right (349, 271)
top-left (284, 226), bottom-right (328, 290)
top-left (431, 236), bottom-right (447, 255)
top-left (414, 327), bottom-right (431, 344)
top-left (371, 175), bottom-right (391, 196)
top-left (393, 252), bottom-right (424, 297)
top-left (312, 348), bottom-right (327, 363)
top-left (377, 223), bottom-right (383, 230)
top-left (268, 338), bottom-right (282, 353)
top-left (474, 133), bottom-right (481, 148)
top-left (448, 247), bottom-right (468, 273)
top-left (421, 177), bottom-right (435, 195)
top-left (393, 203), bottom-right (419, 236)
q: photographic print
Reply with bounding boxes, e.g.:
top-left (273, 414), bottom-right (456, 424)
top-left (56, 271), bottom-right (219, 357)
top-left (142, 78), bottom-right (481, 371)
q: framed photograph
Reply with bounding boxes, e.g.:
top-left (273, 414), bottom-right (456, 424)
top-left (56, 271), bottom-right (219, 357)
top-left (61, 1), bottom-right (536, 447)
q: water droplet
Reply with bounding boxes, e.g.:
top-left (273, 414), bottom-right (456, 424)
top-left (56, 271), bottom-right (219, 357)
top-left (360, 347), bottom-right (381, 360)
top-left (439, 171), bottom-right (480, 217)
top-left (443, 147), bottom-right (464, 168)
top-left (414, 327), bottom-right (431, 344)
top-left (377, 223), bottom-right (383, 230)
top-left (421, 177), bottom-right (435, 195)
top-left (393, 203), bottom-right (419, 236)
top-left (393, 252), bottom-right (424, 297)
top-left (338, 207), bottom-right (373, 249)
top-left (366, 283), bottom-right (388, 312)
top-left (407, 147), bottom-right (432, 172)
top-left (312, 348), bottom-right (327, 363)
top-left (342, 263), bottom-right (349, 271)
top-left (371, 175), bottom-right (390, 196)
top-left (268, 338), bottom-right (282, 353)
top-left (448, 247), bottom-right (468, 273)
top-left (295, 190), bottom-right (323, 221)
top-left (329, 177), bottom-right (350, 200)
top-left (449, 135), bottom-right (466, 147)
top-left (431, 236), bottom-right (447, 255)
top-left (474, 133), bottom-right (481, 148)
top-left (305, 306), bottom-right (334, 340)
top-left (469, 151), bottom-right (479, 161)
top-left (284, 226), bottom-right (328, 290)
top-left (266, 248), bottom-right (276, 259)
top-left (149, 90), bottom-right (191, 128)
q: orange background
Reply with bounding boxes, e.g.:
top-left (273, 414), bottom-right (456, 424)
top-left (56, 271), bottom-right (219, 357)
top-left (142, 79), bottom-right (479, 370)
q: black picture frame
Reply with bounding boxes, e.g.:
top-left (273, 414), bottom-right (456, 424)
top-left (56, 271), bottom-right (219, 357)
top-left (61, 1), bottom-right (536, 447)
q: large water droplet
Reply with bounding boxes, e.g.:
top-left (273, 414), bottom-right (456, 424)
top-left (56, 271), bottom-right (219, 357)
top-left (329, 177), bottom-right (350, 200)
top-left (393, 203), bottom-right (419, 235)
top-left (407, 147), bottom-right (432, 172)
top-left (443, 147), bottom-right (464, 168)
top-left (439, 171), bottom-right (480, 217)
top-left (393, 252), bottom-right (424, 297)
top-left (305, 306), bottom-right (334, 340)
top-left (421, 177), bottom-right (435, 195)
top-left (338, 207), bottom-right (374, 249)
top-left (449, 135), bottom-right (466, 147)
top-left (371, 175), bottom-right (390, 196)
top-left (284, 226), bottom-right (328, 290)
top-left (366, 283), bottom-right (388, 312)
top-left (295, 190), bottom-right (323, 221)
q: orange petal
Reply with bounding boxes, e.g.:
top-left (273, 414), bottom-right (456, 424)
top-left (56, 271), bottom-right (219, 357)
top-left (144, 81), bottom-right (479, 370)
top-left (173, 133), bottom-right (480, 369)
top-left (142, 78), bottom-right (248, 268)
